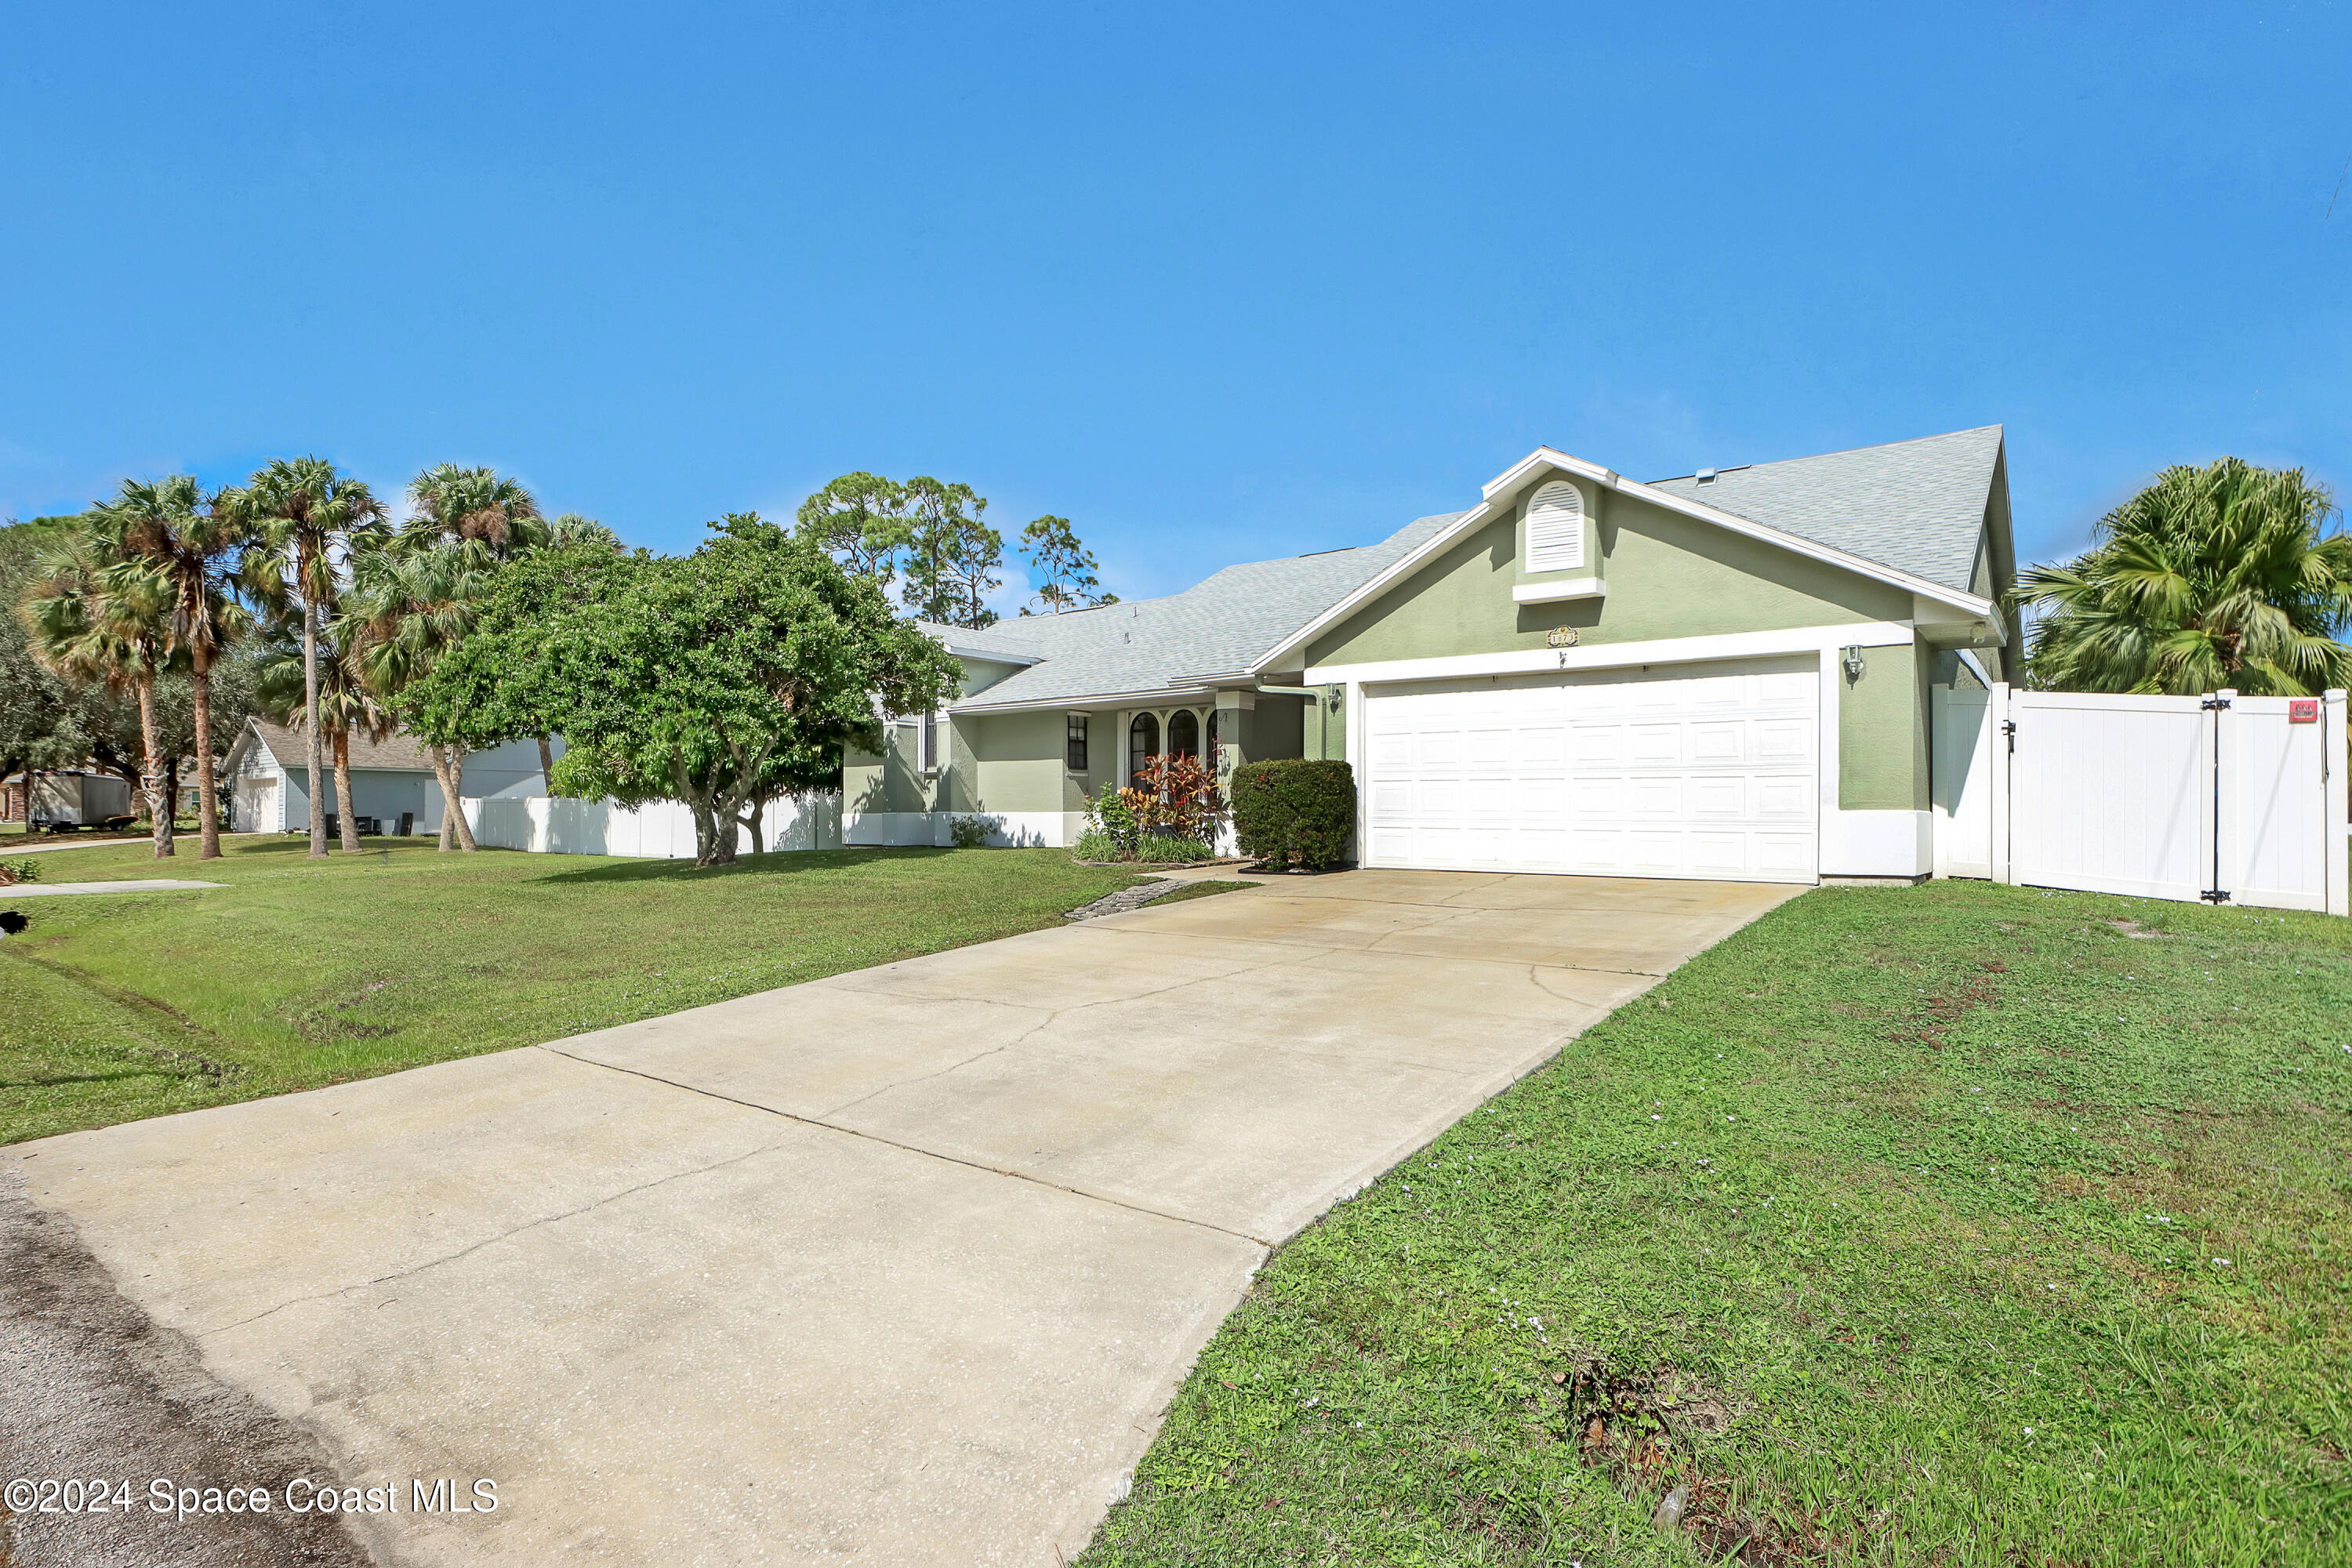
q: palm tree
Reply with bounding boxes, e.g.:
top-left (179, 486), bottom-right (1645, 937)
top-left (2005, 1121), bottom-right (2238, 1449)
top-left (2020, 458), bottom-right (2352, 695)
top-left (93, 476), bottom-right (252, 859)
top-left (20, 518), bottom-right (178, 856)
top-left (343, 540), bottom-right (491, 851)
top-left (237, 459), bottom-right (387, 857)
top-left (401, 465), bottom-right (551, 797)
top-left (255, 627), bottom-right (397, 845)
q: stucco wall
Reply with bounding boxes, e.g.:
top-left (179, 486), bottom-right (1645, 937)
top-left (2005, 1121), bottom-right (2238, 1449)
top-left (1839, 641), bottom-right (1929, 811)
top-left (1306, 492), bottom-right (1911, 669)
top-left (968, 708), bottom-right (1069, 816)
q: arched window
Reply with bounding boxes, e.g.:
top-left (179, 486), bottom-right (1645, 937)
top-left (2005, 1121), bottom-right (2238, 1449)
top-left (1128, 712), bottom-right (1160, 783)
top-left (1206, 708), bottom-right (1222, 771)
top-left (1167, 709), bottom-right (1200, 759)
top-left (1525, 480), bottom-right (1585, 573)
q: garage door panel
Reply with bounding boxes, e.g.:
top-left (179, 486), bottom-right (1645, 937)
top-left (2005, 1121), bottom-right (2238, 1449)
top-left (1755, 720), bottom-right (1812, 764)
top-left (1366, 655), bottom-right (1818, 884)
top-left (1755, 775), bottom-right (1812, 818)
top-left (1689, 777), bottom-right (1744, 818)
top-left (1629, 725), bottom-right (1682, 765)
top-left (1629, 776), bottom-right (1681, 816)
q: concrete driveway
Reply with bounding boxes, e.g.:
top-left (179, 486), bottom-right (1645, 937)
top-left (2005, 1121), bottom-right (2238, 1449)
top-left (4, 869), bottom-right (1800, 1566)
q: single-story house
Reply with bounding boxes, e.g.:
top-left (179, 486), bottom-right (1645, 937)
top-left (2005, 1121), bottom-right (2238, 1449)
top-left (845, 425), bottom-right (2014, 884)
top-left (1, 768), bottom-right (134, 828)
top-left (224, 720), bottom-right (554, 835)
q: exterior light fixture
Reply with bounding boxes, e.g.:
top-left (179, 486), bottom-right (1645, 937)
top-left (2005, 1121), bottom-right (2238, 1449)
top-left (1842, 644), bottom-right (1866, 681)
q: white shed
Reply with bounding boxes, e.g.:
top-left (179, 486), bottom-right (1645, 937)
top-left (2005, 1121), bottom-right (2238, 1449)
top-left (223, 720), bottom-right (556, 836)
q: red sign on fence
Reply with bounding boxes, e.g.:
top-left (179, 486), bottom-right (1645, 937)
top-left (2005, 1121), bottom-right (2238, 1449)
top-left (2288, 699), bottom-right (2319, 724)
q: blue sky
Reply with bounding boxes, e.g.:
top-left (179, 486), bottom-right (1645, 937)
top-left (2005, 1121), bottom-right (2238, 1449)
top-left (4, 2), bottom-right (2347, 609)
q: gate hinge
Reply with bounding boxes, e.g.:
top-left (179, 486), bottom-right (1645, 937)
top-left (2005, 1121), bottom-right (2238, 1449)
top-left (2202, 696), bottom-right (2231, 710)
top-left (2201, 888), bottom-right (2232, 903)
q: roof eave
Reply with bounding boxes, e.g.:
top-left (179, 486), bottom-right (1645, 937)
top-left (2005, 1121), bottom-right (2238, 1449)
top-left (1249, 449), bottom-right (1997, 673)
top-left (952, 684), bottom-right (1219, 715)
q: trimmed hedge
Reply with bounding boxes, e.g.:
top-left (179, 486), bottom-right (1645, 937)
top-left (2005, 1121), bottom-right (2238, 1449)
top-left (1229, 759), bottom-right (1356, 871)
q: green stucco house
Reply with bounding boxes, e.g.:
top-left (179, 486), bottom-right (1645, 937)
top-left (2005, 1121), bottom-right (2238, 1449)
top-left (844, 426), bottom-right (2014, 884)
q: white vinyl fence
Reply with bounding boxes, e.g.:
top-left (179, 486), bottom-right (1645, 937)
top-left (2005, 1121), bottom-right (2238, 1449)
top-left (464, 792), bottom-right (843, 859)
top-left (1933, 684), bottom-right (2349, 914)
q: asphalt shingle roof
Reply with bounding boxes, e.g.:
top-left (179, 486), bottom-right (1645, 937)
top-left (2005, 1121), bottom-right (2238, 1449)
top-left (1645, 425), bottom-right (2002, 594)
top-left (935, 426), bottom-right (2002, 709)
top-left (242, 717), bottom-right (440, 772)
top-left (940, 512), bottom-right (1461, 709)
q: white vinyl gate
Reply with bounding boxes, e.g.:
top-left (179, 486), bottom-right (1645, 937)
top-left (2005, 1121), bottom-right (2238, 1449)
top-left (1933, 684), bottom-right (2349, 914)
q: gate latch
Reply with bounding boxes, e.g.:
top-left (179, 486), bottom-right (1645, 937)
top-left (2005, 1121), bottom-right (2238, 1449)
top-left (2001, 719), bottom-right (2016, 753)
top-left (2201, 888), bottom-right (2232, 903)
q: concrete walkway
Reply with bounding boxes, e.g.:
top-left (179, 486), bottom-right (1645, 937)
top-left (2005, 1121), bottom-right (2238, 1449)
top-left (2, 879), bottom-right (224, 897)
top-left (4, 869), bottom-right (1802, 1566)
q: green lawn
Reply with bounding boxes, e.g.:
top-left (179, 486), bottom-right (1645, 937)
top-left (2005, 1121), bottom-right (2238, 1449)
top-left (1083, 881), bottom-right (2351, 1567)
top-left (1, 837), bottom-right (1148, 1145)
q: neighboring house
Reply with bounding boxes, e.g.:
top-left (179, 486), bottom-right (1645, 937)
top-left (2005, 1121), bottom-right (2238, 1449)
top-left (223, 720), bottom-right (554, 835)
top-left (847, 426), bottom-right (2014, 885)
top-left (1, 768), bottom-right (134, 827)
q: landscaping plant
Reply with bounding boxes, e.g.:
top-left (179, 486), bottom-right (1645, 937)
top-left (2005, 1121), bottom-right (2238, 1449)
top-left (1229, 757), bottom-right (1354, 870)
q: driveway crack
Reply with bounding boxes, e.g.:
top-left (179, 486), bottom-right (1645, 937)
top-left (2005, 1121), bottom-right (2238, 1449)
top-left (535, 1044), bottom-right (1275, 1250)
top-left (193, 1139), bottom-right (794, 1341)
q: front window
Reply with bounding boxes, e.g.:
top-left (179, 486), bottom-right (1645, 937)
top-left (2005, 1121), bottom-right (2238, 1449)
top-left (1128, 712), bottom-right (1160, 784)
top-left (1066, 713), bottom-right (1089, 773)
top-left (1168, 709), bottom-right (1200, 759)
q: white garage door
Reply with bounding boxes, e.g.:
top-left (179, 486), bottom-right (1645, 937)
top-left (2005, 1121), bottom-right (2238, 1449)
top-left (1363, 655), bottom-right (1819, 883)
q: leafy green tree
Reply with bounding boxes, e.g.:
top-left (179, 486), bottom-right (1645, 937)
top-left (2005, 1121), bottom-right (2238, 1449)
top-left (20, 514), bottom-right (179, 855)
top-left (796, 473), bottom-right (913, 583)
top-left (2020, 458), bottom-right (2352, 695)
top-left (235, 458), bottom-right (388, 857)
top-left (0, 521), bottom-right (94, 800)
top-left (901, 477), bottom-right (1000, 629)
top-left (90, 476), bottom-right (253, 858)
top-left (405, 514), bottom-right (958, 866)
top-left (1018, 515), bottom-right (1118, 615)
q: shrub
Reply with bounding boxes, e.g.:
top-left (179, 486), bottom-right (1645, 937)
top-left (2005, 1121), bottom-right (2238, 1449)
top-left (1142, 833), bottom-right (1215, 863)
top-left (1229, 759), bottom-right (1356, 871)
top-left (948, 815), bottom-right (998, 848)
top-left (0, 859), bottom-right (38, 887)
top-left (1072, 829), bottom-right (1126, 862)
top-left (1083, 786), bottom-right (1142, 859)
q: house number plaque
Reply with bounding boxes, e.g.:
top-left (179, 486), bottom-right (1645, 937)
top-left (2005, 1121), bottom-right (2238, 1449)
top-left (1546, 627), bottom-right (1579, 648)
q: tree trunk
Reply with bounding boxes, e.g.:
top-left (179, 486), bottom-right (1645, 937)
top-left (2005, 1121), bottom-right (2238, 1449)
top-left (163, 759), bottom-right (181, 832)
top-left (303, 599), bottom-right (328, 858)
top-left (448, 744), bottom-right (477, 851)
top-left (136, 673), bottom-right (172, 858)
top-left (192, 655), bottom-right (222, 859)
top-left (537, 735), bottom-right (556, 795)
top-left (431, 745), bottom-right (463, 852)
top-left (335, 730), bottom-right (361, 853)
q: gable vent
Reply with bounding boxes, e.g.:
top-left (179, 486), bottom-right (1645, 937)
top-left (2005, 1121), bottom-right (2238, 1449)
top-left (1525, 481), bottom-right (1585, 573)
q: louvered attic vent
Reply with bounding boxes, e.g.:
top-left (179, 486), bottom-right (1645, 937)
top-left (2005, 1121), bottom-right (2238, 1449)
top-left (1524, 481), bottom-right (1584, 573)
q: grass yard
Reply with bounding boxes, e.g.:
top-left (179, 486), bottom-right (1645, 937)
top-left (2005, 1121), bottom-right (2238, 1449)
top-left (1, 836), bottom-right (1149, 1145)
top-left (1083, 880), bottom-right (2351, 1567)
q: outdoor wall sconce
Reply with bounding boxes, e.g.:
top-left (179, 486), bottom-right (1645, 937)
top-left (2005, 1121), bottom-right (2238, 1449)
top-left (1326, 684), bottom-right (1343, 712)
top-left (1842, 644), bottom-right (1867, 681)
